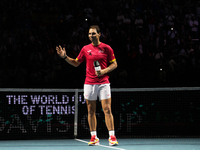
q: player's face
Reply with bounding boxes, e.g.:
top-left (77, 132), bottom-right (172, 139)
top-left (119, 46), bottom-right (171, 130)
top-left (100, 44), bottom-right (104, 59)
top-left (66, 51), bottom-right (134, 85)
top-left (88, 28), bottom-right (100, 42)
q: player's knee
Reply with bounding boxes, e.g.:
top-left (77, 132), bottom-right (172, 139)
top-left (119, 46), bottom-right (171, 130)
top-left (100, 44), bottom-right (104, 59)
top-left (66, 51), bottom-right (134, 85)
top-left (87, 108), bottom-right (96, 116)
top-left (103, 106), bottom-right (111, 115)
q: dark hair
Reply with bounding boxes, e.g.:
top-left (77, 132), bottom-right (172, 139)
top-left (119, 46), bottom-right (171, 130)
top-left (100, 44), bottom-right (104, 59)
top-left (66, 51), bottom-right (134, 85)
top-left (89, 25), bottom-right (100, 33)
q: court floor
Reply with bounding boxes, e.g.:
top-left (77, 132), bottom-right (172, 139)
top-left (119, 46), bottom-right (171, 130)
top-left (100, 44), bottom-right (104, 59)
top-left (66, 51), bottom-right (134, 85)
top-left (0, 138), bottom-right (199, 150)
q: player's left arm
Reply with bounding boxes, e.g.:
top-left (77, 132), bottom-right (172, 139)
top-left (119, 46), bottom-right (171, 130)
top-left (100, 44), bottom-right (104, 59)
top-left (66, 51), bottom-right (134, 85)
top-left (103, 60), bottom-right (117, 74)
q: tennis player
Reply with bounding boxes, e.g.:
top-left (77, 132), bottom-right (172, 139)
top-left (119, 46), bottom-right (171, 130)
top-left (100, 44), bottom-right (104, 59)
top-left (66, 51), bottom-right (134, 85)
top-left (56, 25), bottom-right (118, 146)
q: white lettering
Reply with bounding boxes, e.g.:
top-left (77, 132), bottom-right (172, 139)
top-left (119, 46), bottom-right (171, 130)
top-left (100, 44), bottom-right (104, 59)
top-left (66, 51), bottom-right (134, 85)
top-left (53, 105), bottom-right (60, 114)
top-left (21, 95), bottom-right (28, 104)
top-left (22, 106), bottom-right (29, 115)
top-left (48, 95), bottom-right (55, 104)
top-left (30, 95), bottom-right (40, 104)
top-left (41, 95), bottom-right (47, 104)
top-left (46, 105), bottom-right (52, 115)
top-left (14, 95), bottom-right (21, 104)
top-left (62, 95), bottom-right (69, 104)
top-left (30, 105), bottom-right (35, 115)
top-left (6, 95), bottom-right (13, 104)
top-left (61, 105), bottom-right (68, 114)
top-left (39, 105), bottom-right (45, 115)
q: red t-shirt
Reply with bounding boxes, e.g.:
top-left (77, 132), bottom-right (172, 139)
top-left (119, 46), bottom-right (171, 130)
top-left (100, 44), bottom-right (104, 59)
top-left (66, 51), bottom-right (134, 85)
top-left (76, 42), bottom-right (116, 84)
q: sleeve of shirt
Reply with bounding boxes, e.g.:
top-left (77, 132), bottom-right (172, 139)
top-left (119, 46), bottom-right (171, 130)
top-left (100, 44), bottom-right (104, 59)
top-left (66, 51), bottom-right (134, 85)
top-left (76, 47), bottom-right (85, 63)
top-left (107, 45), bottom-right (116, 63)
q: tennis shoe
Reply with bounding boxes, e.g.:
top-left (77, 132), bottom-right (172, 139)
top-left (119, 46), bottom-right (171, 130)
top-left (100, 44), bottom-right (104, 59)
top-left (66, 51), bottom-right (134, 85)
top-left (109, 135), bottom-right (119, 146)
top-left (88, 135), bottom-right (99, 146)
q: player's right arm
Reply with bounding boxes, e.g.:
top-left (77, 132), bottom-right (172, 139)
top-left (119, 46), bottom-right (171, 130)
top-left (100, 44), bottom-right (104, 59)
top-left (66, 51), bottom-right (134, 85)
top-left (56, 45), bottom-right (81, 67)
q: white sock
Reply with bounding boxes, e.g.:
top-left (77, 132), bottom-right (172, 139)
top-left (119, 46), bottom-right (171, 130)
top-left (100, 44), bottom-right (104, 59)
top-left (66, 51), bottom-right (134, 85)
top-left (109, 130), bottom-right (115, 136)
top-left (91, 131), bottom-right (97, 137)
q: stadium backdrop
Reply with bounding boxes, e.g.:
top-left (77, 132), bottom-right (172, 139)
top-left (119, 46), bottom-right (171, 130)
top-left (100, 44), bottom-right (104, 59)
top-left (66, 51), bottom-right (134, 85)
top-left (0, 88), bottom-right (200, 139)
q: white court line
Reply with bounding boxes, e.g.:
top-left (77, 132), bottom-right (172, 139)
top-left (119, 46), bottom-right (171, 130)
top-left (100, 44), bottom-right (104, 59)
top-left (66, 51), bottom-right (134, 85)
top-left (75, 138), bottom-right (126, 150)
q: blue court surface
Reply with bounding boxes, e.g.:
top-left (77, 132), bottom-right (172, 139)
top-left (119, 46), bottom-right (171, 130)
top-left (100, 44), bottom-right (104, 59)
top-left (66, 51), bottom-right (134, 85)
top-left (0, 138), bottom-right (200, 150)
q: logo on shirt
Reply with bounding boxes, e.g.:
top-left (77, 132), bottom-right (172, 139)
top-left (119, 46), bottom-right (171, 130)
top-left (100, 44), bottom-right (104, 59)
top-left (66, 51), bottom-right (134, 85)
top-left (98, 48), bottom-right (105, 53)
top-left (87, 50), bottom-right (92, 55)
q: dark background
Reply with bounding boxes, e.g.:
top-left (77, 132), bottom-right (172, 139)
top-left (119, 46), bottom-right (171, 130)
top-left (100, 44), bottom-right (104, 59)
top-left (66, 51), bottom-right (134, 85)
top-left (1, 0), bottom-right (200, 88)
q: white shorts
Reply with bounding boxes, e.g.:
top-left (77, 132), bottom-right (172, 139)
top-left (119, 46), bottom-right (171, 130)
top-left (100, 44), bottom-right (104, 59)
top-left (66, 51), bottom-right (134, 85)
top-left (84, 83), bottom-right (111, 101)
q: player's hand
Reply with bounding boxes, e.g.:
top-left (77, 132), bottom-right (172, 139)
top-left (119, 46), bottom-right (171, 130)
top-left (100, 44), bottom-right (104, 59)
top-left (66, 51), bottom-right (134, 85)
top-left (56, 45), bottom-right (67, 58)
top-left (95, 70), bottom-right (106, 77)
top-left (95, 70), bottom-right (101, 77)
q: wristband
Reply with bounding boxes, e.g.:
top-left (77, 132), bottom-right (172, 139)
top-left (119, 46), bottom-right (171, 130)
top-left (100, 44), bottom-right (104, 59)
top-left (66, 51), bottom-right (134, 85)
top-left (63, 54), bottom-right (67, 59)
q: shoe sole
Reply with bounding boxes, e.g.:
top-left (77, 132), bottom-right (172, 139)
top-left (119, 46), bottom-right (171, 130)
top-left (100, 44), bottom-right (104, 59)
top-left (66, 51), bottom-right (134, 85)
top-left (88, 142), bottom-right (99, 146)
top-left (109, 143), bottom-right (119, 146)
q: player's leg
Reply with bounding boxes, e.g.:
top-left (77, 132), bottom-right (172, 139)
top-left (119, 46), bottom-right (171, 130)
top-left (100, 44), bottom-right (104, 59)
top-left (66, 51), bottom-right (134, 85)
top-left (86, 100), bottom-right (97, 132)
top-left (101, 98), bottom-right (114, 131)
top-left (84, 84), bottom-right (99, 145)
top-left (86, 100), bottom-right (99, 146)
top-left (101, 98), bottom-right (118, 146)
top-left (99, 84), bottom-right (118, 146)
